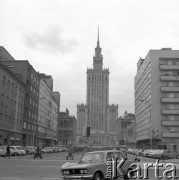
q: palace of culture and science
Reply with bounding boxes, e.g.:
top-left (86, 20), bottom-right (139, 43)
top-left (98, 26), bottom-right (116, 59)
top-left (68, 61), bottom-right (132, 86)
top-left (77, 30), bottom-right (118, 147)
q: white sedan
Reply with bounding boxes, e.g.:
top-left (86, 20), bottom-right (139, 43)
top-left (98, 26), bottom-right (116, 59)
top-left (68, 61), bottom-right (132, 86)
top-left (0, 146), bottom-right (6, 156)
top-left (10, 146), bottom-right (26, 156)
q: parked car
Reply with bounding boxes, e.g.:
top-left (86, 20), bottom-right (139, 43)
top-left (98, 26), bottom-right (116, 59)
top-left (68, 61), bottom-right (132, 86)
top-left (41, 147), bottom-right (53, 153)
top-left (10, 146), bottom-right (26, 156)
top-left (25, 146), bottom-right (36, 154)
top-left (141, 149), bottom-right (153, 157)
top-left (0, 146), bottom-right (6, 156)
top-left (161, 150), bottom-right (177, 160)
top-left (148, 150), bottom-right (164, 159)
top-left (61, 150), bottom-right (135, 180)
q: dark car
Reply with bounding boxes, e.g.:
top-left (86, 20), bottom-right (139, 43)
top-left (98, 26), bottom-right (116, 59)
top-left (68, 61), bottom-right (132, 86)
top-left (61, 150), bottom-right (135, 180)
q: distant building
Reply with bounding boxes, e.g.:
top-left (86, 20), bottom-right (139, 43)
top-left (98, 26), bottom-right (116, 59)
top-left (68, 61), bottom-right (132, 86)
top-left (135, 48), bottom-right (179, 151)
top-left (0, 62), bottom-right (25, 145)
top-left (116, 111), bottom-right (135, 145)
top-left (38, 73), bottom-right (59, 146)
top-left (58, 109), bottom-right (76, 146)
top-left (127, 121), bottom-right (136, 147)
top-left (77, 30), bottom-right (118, 147)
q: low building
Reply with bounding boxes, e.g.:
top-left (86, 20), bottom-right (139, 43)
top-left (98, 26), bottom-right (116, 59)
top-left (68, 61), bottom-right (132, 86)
top-left (116, 111), bottom-right (135, 145)
top-left (58, 109), bottom-right (76, 146)
top-left (127, 121), bottom-right (136, 147)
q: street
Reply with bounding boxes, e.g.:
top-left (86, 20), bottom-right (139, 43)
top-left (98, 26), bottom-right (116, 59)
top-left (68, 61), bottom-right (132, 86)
top-left (0, 152), bottom-right (179, 180)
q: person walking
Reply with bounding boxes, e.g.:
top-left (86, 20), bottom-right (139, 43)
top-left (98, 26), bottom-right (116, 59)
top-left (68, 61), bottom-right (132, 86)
top-left (4, 145), bottom-right (10, 158)
top-left (34, 146), bottom-right (41, 159)
top-left (66, 144), bottom-right (74, 160)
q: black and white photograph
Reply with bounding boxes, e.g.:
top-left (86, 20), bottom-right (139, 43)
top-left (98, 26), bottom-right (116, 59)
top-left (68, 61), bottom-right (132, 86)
top-left (0, 0), bottom-right (179, 179)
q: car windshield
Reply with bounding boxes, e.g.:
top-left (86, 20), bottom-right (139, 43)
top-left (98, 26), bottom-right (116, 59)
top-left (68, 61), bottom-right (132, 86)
top-left (80, 152), bottom-right (104, 162)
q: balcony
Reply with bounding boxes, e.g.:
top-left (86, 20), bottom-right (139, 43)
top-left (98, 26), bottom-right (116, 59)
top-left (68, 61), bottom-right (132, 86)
top-left (161, 98), bottom-right (179, 103)
top-left (161, 109), bottom-right (179, 115)
top-left (161, 86), bottom-right (179, 92)
top-left (162, 120), bottom-right (179, 126)
top-left (162, 132), bottom-right (179, 138)
top-left (160, 65), bottom-right (179, 70)
top-left (160, 75), bottom-right (179, 81)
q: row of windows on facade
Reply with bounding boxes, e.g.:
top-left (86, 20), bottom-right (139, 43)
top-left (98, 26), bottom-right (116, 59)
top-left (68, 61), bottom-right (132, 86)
top-left (0, 117), bottom-right (22, 129)
top-left (30, 72), bottom-right (39, 85)
top-left (29, 84), bottom-right (39, 96)
top-left (136, 117), bottom-right (150, 129)
top-left (135, 101), bottom-right (151, 118)
top-left (121, 121), bottom-right (133, 129)
top-left (39, 101), bottom-right (58, 113)
top-left (136, 128), bottom-right (150, 137)
top-left (1, 93), bottom-right (24, 104)
top-left (23, 121), bottom-right (57, 133)
top-left (162, 71), bottom-right (179, 77)
top-left (58, 130), bottom-right (74, 137)
top-left (135, 72), bottom-right (151, 95)
top-left (0, 105), bottom-right (24, 116)
top-left (160, 60), bottom-right (179, 66)
top-left (88, 76), bottom-right (108, 81)
top-left (58, 121), bottom-right (74, 128)
top-left (136, 62), bottom-right (150, 84)
top-left (135, 83), bottom-right (151, 104)
top-left (1, 75), bottom-right (24, 92)
top-left (135, 73), bottom-right (151, 95)
top-left (135, 93), bottom-right (151, 113)
top-left (1, 99), bottom-right (24, 109)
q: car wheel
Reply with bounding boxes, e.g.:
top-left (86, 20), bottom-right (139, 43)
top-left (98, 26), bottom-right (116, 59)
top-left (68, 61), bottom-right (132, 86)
top-left (14, 152), bottom-right (18, 156)
top-left (94, 172), bottom-right (104, 180)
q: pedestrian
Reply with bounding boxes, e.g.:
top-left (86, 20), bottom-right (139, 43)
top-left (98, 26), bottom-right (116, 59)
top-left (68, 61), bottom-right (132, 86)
top-left (34, 146), bottom-right (41, 159)
top-left (66, 144), bottom-right (74, 160)
top-left (134, 149), bottom-right (140, 162)
top-left (4, 145), bottom-right (10, 158)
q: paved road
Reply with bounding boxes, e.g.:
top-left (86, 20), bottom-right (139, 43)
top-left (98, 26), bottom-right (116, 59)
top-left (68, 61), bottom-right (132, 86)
top-left (0, 152), bottom-right (81, 180)
top-left (0, 152), bottom-right (178, 180)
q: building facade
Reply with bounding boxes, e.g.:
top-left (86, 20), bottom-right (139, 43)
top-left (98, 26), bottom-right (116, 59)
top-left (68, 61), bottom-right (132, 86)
top-left (58, 109), bottom-right (77, 146)
top-left (77, 31), bottom-right (118, 147)
top-left (0, 62), bottom-right (25, 145)
top-left (135, 48), bottom-right (179, 151)
top-left (116, 111), bottom-right (135, 146)
top-left (127, 121), bottom-right (136, 147)
top-left (0, 46), bottom-right (15, 61)
top-left (38, 74), bottom-right (59, 146)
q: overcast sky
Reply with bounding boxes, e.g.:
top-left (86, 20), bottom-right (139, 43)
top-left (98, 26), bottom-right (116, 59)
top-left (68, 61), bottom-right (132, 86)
top-left (1, 0), bottom-right (179, 117)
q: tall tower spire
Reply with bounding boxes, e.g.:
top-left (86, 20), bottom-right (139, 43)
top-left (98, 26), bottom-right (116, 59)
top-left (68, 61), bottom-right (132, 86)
top-left (97, 27), bottom-right (100, 47)
top-left (93, 27), bottom-right (103, 70)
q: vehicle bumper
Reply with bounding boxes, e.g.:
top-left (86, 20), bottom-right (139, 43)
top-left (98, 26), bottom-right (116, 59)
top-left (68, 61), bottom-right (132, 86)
top-left (61, 175), bottom-right (93, 180)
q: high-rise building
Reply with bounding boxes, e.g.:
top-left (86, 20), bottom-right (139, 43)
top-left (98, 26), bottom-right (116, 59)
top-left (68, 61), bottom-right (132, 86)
top-left (135, 48), bottom-right (179, 152)
top-left (77, 30), bottom-right (118, 147)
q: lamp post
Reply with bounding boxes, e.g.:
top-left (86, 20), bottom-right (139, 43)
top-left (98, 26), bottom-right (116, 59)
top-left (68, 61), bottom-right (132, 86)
top-left (140, 99), bottom-right (152, 149)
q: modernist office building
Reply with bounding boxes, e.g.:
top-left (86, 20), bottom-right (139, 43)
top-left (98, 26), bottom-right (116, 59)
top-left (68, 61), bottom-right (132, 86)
top-left (77, 31), bottom-right (118, 147)
top-left (0, 62), bottom-right (25, 145)
top-left (135, 48), bottom-right (179, 151)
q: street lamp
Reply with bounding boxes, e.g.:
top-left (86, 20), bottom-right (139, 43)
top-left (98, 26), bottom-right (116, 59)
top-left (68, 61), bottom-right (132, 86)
top-left (139, 99), bottom-right (152, 149)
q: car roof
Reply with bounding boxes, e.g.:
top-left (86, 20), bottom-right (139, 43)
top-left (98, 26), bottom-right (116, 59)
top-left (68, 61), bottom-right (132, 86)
top-left (84, 150), bottom-right (124, 154)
